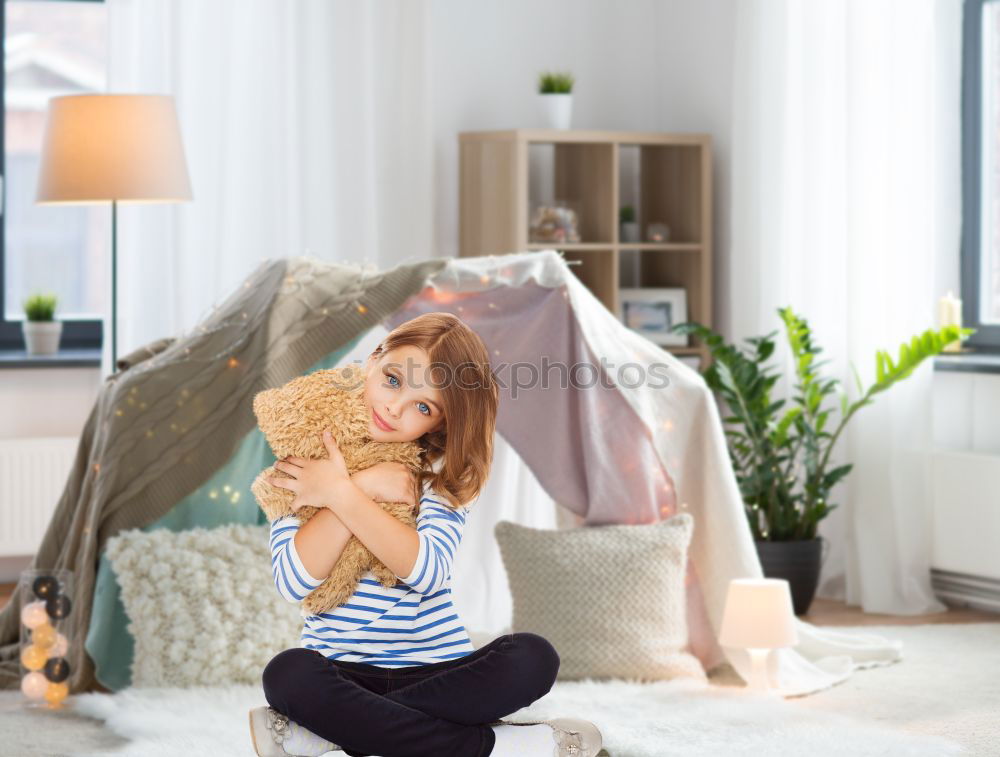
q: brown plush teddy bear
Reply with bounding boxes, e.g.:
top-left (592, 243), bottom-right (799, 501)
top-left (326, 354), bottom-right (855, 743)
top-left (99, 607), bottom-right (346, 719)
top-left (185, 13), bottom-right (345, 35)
top-left (250, 363), bottom-right (425, 615)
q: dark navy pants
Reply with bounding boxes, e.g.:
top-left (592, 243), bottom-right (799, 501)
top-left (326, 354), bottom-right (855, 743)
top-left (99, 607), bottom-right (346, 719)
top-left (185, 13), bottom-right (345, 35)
top-left (261, 632), bottom-right (560, 757)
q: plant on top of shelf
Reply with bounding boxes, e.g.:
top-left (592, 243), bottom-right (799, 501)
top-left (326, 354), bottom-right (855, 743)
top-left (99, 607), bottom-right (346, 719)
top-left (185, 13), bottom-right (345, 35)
top-left (538, 71), bottom-right (575, 94)
top-left (619, 205), bottom-right (635, 223)
top-left (537, 71), bottom-right (575, 130)
top-left (21, 291), bottom-right (63, 356)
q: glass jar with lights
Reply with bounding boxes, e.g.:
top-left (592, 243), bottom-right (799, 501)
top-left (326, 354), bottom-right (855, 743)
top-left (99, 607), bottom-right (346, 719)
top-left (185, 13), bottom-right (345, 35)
top-left (18, 568), bottom-right (74, 708)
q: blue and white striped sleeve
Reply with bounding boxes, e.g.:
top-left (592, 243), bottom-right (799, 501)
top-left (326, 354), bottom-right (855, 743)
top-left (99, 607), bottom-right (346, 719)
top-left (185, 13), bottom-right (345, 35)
top-left (269, 515), bottom-right (325, 603)
top-left (394, 491), bottom-right (471, 596)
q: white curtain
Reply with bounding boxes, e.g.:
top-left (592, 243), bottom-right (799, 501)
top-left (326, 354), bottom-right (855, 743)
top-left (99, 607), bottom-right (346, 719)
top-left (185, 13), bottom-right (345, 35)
top-left (729, 0), bottom-right (962, 614)
top-left (106, 0), bottom-right (435, 377)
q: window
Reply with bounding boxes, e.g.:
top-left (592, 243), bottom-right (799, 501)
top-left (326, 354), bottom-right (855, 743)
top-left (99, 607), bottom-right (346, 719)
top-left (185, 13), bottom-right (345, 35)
top-left (0, 0), bottom-right (106, 353)
top-left (964, 0), bottom-right (1000, 349)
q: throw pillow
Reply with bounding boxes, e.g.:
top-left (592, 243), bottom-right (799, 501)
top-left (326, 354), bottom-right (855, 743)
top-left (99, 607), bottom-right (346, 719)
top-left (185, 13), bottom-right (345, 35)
top-left (494, 512), bottom-right (705, 682)
top-left (105, 523), bottom-right (301, 687)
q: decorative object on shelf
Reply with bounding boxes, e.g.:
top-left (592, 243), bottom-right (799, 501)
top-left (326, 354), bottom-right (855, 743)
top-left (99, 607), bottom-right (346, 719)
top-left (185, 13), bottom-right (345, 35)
top-left (645, 221), bottom-right (671, 243)
top-left (672, 309), bottom-right (975, 614)
top-left (36, 94), bottom-right (193, 373)
top-left (18, 568), bottom-right (75, 708)
top-left (618, 287), bottom-right (689, 347)
top-left (719, 578), bottom-right (798, 695)
top-left (938, 290), bottom-right (963, 353)
top-left (619, 205), bottom-right (640, 242)
top-left (529, 201), bottom-right (581, 243)
top-left (537, 70), bottom-right (574, 129)
top-left (21, 292), bottom-right (61, 356)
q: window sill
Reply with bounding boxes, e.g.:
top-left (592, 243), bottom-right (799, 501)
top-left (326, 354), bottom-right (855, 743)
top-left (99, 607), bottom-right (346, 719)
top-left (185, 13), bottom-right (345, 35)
top-left (0, 347), bottom-right (102, 369)
top-left (934, 347), bottom-right (1000, 375)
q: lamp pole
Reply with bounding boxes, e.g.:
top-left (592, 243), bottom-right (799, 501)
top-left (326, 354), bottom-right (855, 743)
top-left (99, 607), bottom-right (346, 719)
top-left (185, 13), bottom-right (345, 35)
top-left (111, 198), bottom-right (117, 369)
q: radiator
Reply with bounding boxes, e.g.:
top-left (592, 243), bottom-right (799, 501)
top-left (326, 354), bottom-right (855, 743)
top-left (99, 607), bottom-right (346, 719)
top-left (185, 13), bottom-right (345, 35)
top-left (931, 568), bottom-right (1000, 613)
top-left (931, 449), bottom-right (1000, 615)
top-left (0, 436), bottom-right (78, 557)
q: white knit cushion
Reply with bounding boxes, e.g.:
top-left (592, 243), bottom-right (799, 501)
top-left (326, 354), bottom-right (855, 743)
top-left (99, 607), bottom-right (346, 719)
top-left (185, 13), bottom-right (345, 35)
top-left (105, 523), bottom-right (301, 687)
top-left (494, 512), bottom-right (705, 682)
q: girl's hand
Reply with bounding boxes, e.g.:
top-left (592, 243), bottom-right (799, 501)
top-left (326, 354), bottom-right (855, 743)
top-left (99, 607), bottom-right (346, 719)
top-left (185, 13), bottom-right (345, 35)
top-left (351, 462), bottom-right (418, 506)
top-left (267, 430), bottom-right (352, 513)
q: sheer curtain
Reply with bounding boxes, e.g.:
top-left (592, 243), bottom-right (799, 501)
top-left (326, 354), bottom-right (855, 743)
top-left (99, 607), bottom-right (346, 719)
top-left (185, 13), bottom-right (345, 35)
top-left (729, 0), bottom-right (962, 614)
top-left (106, 0), bottom-right (435, 377)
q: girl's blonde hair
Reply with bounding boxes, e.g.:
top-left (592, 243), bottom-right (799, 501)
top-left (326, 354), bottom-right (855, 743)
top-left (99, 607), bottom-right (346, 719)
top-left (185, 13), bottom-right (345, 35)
top-left (370, 312), bottom-right (498, 509)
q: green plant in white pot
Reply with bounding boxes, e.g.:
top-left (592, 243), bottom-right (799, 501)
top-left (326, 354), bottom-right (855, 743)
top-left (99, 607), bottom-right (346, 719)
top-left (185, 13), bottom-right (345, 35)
top-left (22, 292), bottom-right (62, 355)
top-left (538, 71), bottom-right (574, 129)
top-left (673, 307), bottom-right (974, 615)
top-left (620, 205), bottom-right (639, 242)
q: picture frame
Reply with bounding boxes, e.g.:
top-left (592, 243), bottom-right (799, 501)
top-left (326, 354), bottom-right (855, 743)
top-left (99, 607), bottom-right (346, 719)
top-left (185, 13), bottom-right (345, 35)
top-left (618, 287), bottom-right (688, 347)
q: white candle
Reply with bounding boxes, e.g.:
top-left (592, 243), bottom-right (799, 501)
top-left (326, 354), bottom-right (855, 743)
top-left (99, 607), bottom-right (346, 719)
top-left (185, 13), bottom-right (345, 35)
top-left (938, 290), bottom-right (962, 352)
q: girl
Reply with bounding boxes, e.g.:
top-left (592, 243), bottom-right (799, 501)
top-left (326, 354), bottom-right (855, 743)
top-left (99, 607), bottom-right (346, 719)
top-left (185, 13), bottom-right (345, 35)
top-left (249, 312), bottom-right (603, 757)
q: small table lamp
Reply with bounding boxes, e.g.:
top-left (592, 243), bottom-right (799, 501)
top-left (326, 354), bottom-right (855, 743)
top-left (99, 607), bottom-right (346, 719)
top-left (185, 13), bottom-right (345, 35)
top-left (35, 94), bottom-right (193, 371)
top-left (718, 577), bottom-right (799, 695)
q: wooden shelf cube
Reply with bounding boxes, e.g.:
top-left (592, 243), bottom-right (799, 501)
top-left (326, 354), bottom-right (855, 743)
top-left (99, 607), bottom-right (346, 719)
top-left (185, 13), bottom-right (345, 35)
top-left (459, 129), bottom-right (713, 369)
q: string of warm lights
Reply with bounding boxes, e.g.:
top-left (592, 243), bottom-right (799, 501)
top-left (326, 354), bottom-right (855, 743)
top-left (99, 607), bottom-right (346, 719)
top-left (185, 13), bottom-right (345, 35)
top-left (94, 248), bottom-right (678, 534)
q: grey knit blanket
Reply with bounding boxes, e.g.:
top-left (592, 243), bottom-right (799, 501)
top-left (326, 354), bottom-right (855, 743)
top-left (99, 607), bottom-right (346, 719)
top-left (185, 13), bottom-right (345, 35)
top-left (0, 255), bottom-right (447, 692)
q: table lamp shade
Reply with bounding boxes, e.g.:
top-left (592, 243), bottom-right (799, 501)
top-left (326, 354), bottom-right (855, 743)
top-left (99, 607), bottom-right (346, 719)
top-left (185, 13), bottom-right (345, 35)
top-left (718, 578), bottom-right (799, 649)
top-left (36, 94), bottom-right (192, 203)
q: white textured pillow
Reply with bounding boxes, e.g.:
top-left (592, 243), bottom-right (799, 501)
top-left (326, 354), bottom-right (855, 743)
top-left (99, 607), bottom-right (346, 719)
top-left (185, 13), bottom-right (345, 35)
top-left (494, 512), bottom-right (705, 682)
top-left (105, 523), bottom-right (301, 687)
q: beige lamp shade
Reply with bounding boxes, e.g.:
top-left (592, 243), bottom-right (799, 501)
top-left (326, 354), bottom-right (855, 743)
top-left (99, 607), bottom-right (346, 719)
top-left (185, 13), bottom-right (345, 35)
top-left (36, 94), bottom-right (193, 204)
top-left (718, 578), bottom-right (799, 649)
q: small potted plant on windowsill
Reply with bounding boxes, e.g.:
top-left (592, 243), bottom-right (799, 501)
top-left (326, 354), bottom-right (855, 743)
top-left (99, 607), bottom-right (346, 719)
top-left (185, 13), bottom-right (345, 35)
top-left (538, 70), bottom-right (575, 129)
top-left (22, 292), bottom-right (62, 355)
top-left (673, 308), bottom-right (974, 615)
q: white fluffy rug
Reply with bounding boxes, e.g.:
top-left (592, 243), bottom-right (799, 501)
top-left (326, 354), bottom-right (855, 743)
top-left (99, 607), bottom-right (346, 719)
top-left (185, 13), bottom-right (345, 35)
top-left (63, 677), bottom-right (957, 757)
top-left (2, 623), bottom-right (996, 756)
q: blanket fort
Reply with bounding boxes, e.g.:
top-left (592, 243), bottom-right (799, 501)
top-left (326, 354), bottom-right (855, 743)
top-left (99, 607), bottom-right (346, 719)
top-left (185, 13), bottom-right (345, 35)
top-left (0, 250), bottom-right (901, 696)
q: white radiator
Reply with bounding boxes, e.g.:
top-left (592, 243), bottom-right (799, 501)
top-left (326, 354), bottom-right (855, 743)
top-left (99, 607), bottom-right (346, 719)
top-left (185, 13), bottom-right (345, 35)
top-left (931, 449), bottom-right (1000, 614)
top-left (0, 436), bottom-right (78, 557)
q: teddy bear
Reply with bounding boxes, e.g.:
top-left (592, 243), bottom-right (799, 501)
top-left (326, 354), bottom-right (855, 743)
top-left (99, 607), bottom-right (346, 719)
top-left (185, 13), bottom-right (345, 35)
top-left (250, 362), bottom-right (425, 616)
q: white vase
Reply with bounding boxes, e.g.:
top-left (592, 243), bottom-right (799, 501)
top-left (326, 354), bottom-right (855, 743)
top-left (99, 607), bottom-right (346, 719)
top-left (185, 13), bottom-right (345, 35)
top-left (22, 320), bottom-right (63, 355)
top-left (539, 93), bottom-right (573, 129)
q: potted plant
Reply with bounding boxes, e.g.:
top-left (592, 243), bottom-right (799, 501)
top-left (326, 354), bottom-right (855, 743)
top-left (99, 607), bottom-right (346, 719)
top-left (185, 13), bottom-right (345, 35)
top-left (620, 205), bottom-right (640, 242)
top-left (538, 71), bottom-right (574, 129)
top-left (673, 308), bottom-right (974, 615)
top-left (22, 292), bottom-right (62, 355)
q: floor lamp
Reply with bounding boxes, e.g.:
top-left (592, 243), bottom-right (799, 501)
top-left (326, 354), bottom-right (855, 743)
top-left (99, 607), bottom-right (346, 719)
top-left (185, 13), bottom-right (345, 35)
top-left (34, 94), bottom-right (193, 373)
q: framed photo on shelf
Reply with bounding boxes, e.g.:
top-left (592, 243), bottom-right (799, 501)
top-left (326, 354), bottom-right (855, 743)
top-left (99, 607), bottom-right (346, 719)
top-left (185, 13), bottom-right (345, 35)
top-left (618, 287), bottom-right (688, 347)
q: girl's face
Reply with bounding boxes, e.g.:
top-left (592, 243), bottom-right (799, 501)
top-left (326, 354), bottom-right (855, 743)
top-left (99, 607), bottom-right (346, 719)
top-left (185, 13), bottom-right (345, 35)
top-left (363, 344), bottom-right (445, 442)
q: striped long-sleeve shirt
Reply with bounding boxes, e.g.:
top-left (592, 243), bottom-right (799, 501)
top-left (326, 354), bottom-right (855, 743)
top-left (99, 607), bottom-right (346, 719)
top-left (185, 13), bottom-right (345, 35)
top-left (268, 483), bottom-right (476, 667)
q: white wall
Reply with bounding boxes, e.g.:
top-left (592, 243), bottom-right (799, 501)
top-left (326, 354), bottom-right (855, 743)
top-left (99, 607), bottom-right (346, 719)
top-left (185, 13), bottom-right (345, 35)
top-left (0, 368), bottom-right (99, 438)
